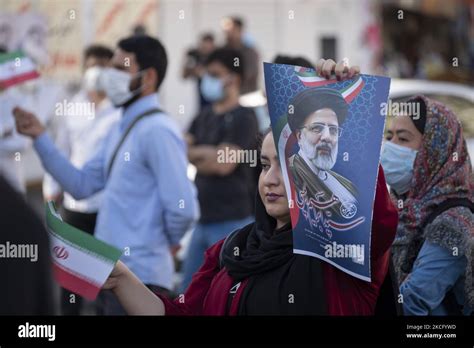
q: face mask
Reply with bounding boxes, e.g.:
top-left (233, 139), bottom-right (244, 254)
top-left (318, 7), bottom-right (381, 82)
top-left (242, 32), bottom-right (256, 48)
top-left (200, 74), bottom-right (225, 102)
top-left (380, 141), bottom-right (418, 195)
top-left (99, 67), bottom-right (144, 106)
top-left (83, 66), bottom-right (103, 93)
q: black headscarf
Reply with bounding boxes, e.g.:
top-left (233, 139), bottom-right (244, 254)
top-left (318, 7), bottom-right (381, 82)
top-left (221, 192), bottom-right (327, 315)
top-left (287, 87), bottom-right (349, 133)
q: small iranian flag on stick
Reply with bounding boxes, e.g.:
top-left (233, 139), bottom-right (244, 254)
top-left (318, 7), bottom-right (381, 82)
top-left (46, 202), bottom-right (122, 300)
top-left (0, 51), bottom-right (40, 89)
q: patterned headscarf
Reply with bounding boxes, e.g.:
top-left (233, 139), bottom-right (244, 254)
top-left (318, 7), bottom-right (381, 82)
top-left (397, 95), bottom-right (474, 236)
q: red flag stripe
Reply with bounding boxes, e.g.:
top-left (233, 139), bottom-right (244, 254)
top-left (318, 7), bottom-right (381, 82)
top-left (0, 70), bottom-right (40, 89)
top-left (343, 80), bottom-right (365, 103)
top-left (52, 262), bottom-right (101, 300)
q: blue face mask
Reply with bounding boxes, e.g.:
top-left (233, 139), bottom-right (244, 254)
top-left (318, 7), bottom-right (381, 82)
top-left (200, 74), bottom-right (224, 102)
top-left (380, 141), bottom-right (418, 195)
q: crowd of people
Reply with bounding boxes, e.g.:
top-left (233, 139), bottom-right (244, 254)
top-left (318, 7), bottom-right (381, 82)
top-left (1, 15), bottom-right (473, 316)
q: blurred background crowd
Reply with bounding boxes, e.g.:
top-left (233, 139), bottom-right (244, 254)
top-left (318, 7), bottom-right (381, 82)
top-left (1, 0), bottom-right (473, 315)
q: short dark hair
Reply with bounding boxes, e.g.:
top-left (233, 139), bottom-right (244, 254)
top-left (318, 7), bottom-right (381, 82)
top-left (84, 45), bottom-right (113, 62)
top-left (118, 35), bottom-right (168, 90)
top-left (201, 33), bottom-right (214, 42)
top-left (205, 47), bottom-right (244, 78)
top-left (405, 96), bottom-right (427, 134)
top-left (229, 16), bottom-right (244, 29)
top-left (132, 24), bottom-right (147, 36)
top-left (273, 55), bottom-right (315, 70)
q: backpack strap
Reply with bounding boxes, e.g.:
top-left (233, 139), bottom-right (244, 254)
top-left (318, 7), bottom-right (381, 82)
top-left (401, 198), bottom-right (474, 275)
top-left (106, 108), bottom-right (162, 178)
top-left (420, 198), bottom-right (474, 230)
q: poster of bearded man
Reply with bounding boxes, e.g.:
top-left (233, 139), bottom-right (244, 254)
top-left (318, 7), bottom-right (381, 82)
top-left (264, 63), bottom-right (391, 281)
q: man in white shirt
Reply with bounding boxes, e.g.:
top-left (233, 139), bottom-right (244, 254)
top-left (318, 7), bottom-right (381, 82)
top-left (0, 85), bottom-right (29, 193)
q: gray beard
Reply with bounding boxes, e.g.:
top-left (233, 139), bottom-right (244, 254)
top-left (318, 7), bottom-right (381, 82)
top-left (299, 134), bottom-right (338, 171)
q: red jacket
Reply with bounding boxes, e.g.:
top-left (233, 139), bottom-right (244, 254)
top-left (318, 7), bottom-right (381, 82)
top-left (159, 167), bottom-right (398, 315)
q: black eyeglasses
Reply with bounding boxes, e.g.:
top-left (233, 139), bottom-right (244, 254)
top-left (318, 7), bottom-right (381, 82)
top-left (300, 122), bottom-right (343, 137)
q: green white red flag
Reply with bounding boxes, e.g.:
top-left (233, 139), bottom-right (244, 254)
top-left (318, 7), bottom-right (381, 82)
top-left (46, 202), bottom-right (122, 300)
top-left (294, 66), bottom-right (365, 103)
top-left (0, 51), bottom-right (40, 89)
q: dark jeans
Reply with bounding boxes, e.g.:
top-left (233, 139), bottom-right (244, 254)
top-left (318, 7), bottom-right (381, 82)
top-left (59, 207), bottom-right (97, 316)
top-left (96, 284), bottom-right (172, 315)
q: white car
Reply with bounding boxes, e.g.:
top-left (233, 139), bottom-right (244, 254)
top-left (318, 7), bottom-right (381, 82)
top-left (388, 79), bottom-right (474, 162)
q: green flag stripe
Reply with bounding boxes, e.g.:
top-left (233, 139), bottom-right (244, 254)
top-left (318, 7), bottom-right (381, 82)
top-left (49, 228), bottom-right (118, 266)
top-left (274, 113), bottom-right (287, 138)
top-left (296, 71), bottom-right (318, 78)
top-left (46, 202), bottom-right (122, 261)
top-left (270, 114), bottom-right (289, 158)
top-left (0, 51), bottom-right (25, 64)
top-left (340, 78), bottom-right (360, 94)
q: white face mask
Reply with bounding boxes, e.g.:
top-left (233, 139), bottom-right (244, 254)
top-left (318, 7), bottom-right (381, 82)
top-left (380, 141), bottom-right (418, 195)
top-left (83, 66), bottom-right (104, 93)
top-left (200, 74), bottom-right (225, 102)
top-left (99, 67), bottom-right (144, 107)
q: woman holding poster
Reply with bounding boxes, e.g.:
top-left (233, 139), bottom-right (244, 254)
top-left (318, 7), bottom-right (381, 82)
top-left (103, 58), bottom-right (399, 316)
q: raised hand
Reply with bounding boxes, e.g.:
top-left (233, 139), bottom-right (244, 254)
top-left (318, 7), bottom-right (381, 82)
top-left (13, 106), bottom-right (46, 139)
top-left (316, 58), bottom-right (360, 81)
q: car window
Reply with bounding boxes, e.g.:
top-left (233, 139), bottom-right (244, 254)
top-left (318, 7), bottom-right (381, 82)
top-left (424, 95), bottom-right (474, 138)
